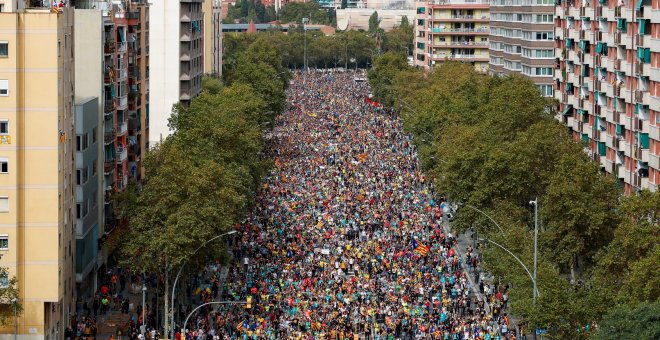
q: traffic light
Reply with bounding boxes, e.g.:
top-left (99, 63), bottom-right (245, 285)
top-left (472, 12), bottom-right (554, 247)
top-left (246, 296), bottom-right (252, 309)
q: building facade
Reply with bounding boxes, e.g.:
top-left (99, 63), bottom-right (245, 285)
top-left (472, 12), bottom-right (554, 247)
top-left (73, 98), bottom-right (101, 298)
top-left (150, 0), bottom-right (205, 145)
top-left (203, 0), bottom-right (222, 76)
top-left (489, 0), bottom-right (555, 97)
top-left (414, 0), bottom-right (490, 72)
top-left (71, 0), bottom-right (150, 298)
top-left (554, 0), bottom-right (660, 193)
top-left (0, 7), bottom-right (76, 339)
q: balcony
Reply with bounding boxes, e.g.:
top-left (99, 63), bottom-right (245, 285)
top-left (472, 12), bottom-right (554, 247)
top-left (104, 157), bottom-right (116, 174)
top-left (104, 131), bottom-right (114, 145)
top-left (115, 96), bottom-right (128, 110)
top-left (430, 53), bottom-right (488, 62)
top-left (117, 121), bottom-right (128, 136)
top-left (116, 147), bottom-right (128, 163)
top-left (650, 153), bottom-right (659, 171)
top-left (650, 124), bottom-right (659, 142)
top-left (428, 0), bottom-right (489, 6)
top-left (104, 40), bottom-right (115, 54)
top-left (430, 41), bottom-right (488, 48)
top-left (104, 99), bottom-right (115, 114)
top-left (429, 27), bottom-right (489, 34)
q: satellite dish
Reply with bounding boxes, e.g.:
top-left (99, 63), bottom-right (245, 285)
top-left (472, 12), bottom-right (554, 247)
top-left (337, 19), bottom-right (349, 31)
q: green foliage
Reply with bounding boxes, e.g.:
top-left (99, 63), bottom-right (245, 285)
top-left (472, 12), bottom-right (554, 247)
top-left (119, 36), bottom-right (284, 313)
top-left (367, 51), bottom-right (410, 106)
top-left (368, 11), bottom-right (379, 33)
top-left (591, 190), bottom-right (660, 306)
top-left (223, 37), bottom-right (289, 120)
top-left (224, 0), bottom-right (276, 24)
top-left (279, 2), bottom-right (333, 25)
top-left (0, 267), bottom-right (21, 326)
top-left (374, 60), bottom-right (650, 337)
top-left (591, 302), bottom-right (660, 340)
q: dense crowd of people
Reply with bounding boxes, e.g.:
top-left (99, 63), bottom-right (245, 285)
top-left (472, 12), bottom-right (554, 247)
top-left (179, 70), bottom-right (517, 340)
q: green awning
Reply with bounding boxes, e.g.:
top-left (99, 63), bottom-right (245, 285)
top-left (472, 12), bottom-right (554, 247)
top-left (596, 42), bottom-right (603, 54)
top-left (600, 0), bottom-right (607, 4)
top-left (580, 40), bottom-right (588, 50)
top-left (639, 19), bottom-right (647, 35)
top-left (566, 38), bottom-right (573, 49)
top-left (617, 18), bottom-right (626, 31)
top-left (581, 133), bottom-right (589, 143)
top-left (636, 0), bottom-right (643, 10)
top-left (566, 83), bottom-right (573, 92)
top-left (581, 65), bottom-right (589, 76)
top-left (637, 132), bottom-right (649, 149)
top-left (615, 124), bottom-right (622, 136)
top-left (598, 142), bottom-right (607, 155)
top-left (637, 47), bottom-right (651, 63)
top-left (563, 105), bottom-right (573, 116)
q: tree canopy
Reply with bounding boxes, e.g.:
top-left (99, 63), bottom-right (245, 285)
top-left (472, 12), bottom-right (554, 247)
top-left (371, 59), bottom-right (658, 338)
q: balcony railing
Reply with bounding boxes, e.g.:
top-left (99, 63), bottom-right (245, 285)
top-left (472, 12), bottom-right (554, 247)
top-left (116, 147), bottom-right (128, 163)
top-left (429, 0), bottom-right (489, 4)
top-left (430, 28), bottom-right (489, 33)
top-left (117, 122), bottom-right (128, 136)
top-left (432, 41), bottom-right (489, 47)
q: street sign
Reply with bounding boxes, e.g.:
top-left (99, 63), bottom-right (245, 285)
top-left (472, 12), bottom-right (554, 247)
top-left (536, 329), bottom-right (548, 335)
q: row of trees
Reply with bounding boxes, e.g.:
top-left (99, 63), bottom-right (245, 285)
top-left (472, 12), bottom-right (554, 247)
top-left (223, 17), bottom-right (412, 72)
top-left (368, 55), bottom-right (659, 339)
top-left (117, 38), bottom-right (289, 335)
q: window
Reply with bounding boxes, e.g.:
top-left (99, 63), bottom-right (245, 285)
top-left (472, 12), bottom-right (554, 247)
top-left (92, 127), bottom-right (97, 144)
top-left (0, 42), bottom-right (7, 58)
top-left (92, 161), bottom-right (97, 176)
top-left (76, 136), bottom-right (82, 152)
top-left (538, 85), bottom-right (553, 97)
top-left (0, 235), bottom-right (7, 250)
top-left (0, 272), bottom-right (7, 288)
top-left (0, 158), bottom-right (7, 174)
top-left (0, 197), bottom-right (8, 212)
top-left (83, 133), bottom-right (89, 150)
top-left (535, 49), bottom-right (554, 58)
top-left (535, 67), bottom-right (553, 76)
top-left (0, 80), bottom-right (7, 96)
top-left (76, 203), bottom-right (82, 219)
top-left (0, 120), bottom-right (7, 134)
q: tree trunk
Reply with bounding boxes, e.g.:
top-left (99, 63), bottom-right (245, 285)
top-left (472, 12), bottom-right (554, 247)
top-left (164, 264), bottom-right (170, 338)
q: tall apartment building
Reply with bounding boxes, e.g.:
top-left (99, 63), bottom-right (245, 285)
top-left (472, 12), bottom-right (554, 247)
top-left (150, 0), bottom-right (205, 145)
top-left (489, 0), bottom-right (555, 97)
top-left (555, 0), bottom-right (660, 193)
top-left (0, 5), bottom-right (76, 339)
top-left (70, 0), bottom-right (150, 296)
top-left (203, 0), bottom-right (222, 76)
top-left (413, 0), bottom-right (490, 72)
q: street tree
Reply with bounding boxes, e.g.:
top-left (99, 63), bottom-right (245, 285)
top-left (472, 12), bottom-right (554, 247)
top-left (0, 267), bottom-right (21, 326)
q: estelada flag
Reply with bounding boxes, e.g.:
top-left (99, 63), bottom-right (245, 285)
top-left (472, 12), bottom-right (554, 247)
top-left (412, 238), bottom-right (430, 257)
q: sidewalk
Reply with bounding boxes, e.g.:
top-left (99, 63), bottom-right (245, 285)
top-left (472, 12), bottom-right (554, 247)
top-left (95, 283), bottom-right (143, 339)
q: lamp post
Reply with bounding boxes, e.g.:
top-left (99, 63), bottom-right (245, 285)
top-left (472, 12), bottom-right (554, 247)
top-left (302, 17), bottom-right (309, 72)
top-left (141, 284), bottom-right (147, 336)
top-left (11, 298), bottom-right (17, 340)
top-left (530, 198), bottom-right (539, 339)
top-left (170, 230), bottom-right (237, 336)
top-left (181, 301), bottom-right (247, 336)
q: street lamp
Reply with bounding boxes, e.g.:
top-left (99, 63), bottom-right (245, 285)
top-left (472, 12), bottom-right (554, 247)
top-left (530, 198), bottom-right (540, 339)
top-left (181, 301), bottom-right (247, 336)
top-left (11, 298), bottom-right (17, 340)
top-left (170, 230), bottom-right (238, 336)
top-left (302, 17), bottom-right (309, 72)
top-left (141, 284), bottom-right (147, 336)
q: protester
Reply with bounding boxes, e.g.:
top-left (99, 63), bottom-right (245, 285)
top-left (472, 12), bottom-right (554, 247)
top-left (181, 70), bottom-right (514, 339)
